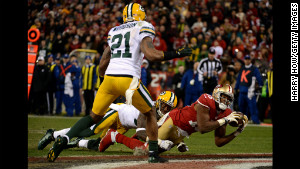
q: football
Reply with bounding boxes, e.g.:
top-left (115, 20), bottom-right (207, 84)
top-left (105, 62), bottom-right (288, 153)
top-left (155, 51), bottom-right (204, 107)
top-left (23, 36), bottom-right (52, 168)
top-left (229, 118), bottom-right (243, 127)
top-left (229, 112), bottom-right (245, 127)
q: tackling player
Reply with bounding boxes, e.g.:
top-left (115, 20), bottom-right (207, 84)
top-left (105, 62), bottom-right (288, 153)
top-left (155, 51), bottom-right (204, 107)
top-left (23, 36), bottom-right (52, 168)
top-left (47, 2), bottom-right (192, 163)
top-left (98, 84), bottom-right (248, 154)
top-left (39, 91), bottom-right (177, 152)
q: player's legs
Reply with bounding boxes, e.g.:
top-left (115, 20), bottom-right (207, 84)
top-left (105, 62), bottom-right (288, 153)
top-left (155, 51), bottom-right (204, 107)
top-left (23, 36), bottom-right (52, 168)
top-left (47, 76), bottom-right (118, 162)
top-left (129, 82), bottom-right (167, 162)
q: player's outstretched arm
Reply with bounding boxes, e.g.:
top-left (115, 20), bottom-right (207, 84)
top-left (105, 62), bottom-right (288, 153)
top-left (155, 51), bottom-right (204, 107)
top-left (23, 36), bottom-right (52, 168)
top-left (195, 104), bottom-right (222, 134)
top-left (141, 37), bottom-right (192, 62)
top-left (214, 114), bottom-right (248, 147)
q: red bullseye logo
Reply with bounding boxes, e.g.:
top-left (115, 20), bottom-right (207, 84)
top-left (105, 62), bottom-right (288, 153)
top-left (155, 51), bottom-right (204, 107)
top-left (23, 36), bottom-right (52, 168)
top-left (28, 28), bottom-right (40, 42)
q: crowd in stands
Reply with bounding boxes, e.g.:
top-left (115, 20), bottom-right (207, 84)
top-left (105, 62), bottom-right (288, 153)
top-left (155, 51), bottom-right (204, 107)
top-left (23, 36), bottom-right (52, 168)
top-left (28, 0), bottom-right (273, 124)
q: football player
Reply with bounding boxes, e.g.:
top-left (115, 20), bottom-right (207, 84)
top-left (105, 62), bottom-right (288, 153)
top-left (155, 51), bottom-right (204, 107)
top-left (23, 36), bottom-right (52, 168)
top-left (39, 91), bottom-right (177, 152)
top-left (98, 84), bottom-right (248, 154)
top-left (47, 2), bottom-right (191, 163)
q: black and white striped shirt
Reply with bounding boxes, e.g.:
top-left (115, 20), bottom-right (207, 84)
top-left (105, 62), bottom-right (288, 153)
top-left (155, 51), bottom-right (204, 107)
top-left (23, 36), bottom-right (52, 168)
top-left (197, 57), bottom-right (223, 81)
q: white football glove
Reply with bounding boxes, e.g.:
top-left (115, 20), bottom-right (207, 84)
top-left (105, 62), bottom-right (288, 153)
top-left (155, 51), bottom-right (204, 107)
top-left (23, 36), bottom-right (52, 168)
top-left (158, 139), bottom-right (174, 151)
top-left (234, 114), bottom-right (248, 136)
top-left (177, 142), bottom-right (189, 152)
top-left (217, 111), bottom-right (240, 126)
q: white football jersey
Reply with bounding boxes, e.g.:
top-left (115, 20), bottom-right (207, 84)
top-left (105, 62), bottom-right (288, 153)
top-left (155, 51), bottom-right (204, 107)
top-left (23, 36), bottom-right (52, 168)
top-left (109, 103), bottom-right (140, 129)
top-left (105, 21), bottom-right (155, 78)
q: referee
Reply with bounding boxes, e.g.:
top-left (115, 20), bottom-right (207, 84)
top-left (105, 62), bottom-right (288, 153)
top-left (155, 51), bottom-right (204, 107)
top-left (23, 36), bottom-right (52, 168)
top-left (197, 47), bottom-right (223, 94)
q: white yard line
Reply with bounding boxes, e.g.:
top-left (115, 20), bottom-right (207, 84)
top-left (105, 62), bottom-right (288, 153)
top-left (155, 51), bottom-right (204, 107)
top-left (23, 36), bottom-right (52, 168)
top-left (65, 158), bottom-right (272, 169)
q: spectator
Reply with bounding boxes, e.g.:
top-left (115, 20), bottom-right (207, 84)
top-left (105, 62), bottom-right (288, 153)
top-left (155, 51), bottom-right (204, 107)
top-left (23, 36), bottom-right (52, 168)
top-left (172, 65), bottom-right (185, 108)
top-left (202, 32), bottom-right (213, 48)
top-left (38, 39), bottom-right (50, 58)
top-left (93, 52), bottom-right (101, 66)
top-left (181, 61), bottom-right (203, 106)
top-left (70, 55), bottom-right (82, 116)
top-left (246, 1), bottom-right (258, 22)
top-left (173, 31), bottom-right (186, 50)
top-left (219, 64), bottom-right (237, 89)
top-left (244, 30), bottom-right (258, 53)
top-left (232, 37), bottom-right (245, 56)
top-left (234, 55), bottom-right (263, 124)
top-left (236, 7), bottom-right (246, 22)
top-left (29, 56), bottom-right (50, 115)
top-left (81, 55), bottom-right (97, 116)
top-left (198, 44), bottom-right (209, 61)
top-left (186, 37), bottom-right (200, 70)
top-left (54, 54), bottom-right (76, 116)
top-left (197, 47), bottom-right (223, 95)
top-left (69, 35), bottom-right (82, 52)
top-left (46, 54), bottom-right (56, 115)
top-left (141, 59), bottom-right (152, 89)
top-left (153, 32), bottom-right (167, 51)
top-left (52, 33), bottom-right (66, 55)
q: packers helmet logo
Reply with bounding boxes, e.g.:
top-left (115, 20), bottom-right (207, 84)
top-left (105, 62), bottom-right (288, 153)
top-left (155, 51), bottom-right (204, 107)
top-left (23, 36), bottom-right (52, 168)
top-left (139, 5), bottom-right (145, 12)
top-left (160, 91), bottom-right (166, 96)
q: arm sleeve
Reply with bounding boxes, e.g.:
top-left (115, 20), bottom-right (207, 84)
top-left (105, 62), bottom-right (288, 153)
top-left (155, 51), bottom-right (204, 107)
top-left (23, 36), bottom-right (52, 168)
top-left (138, 21), bottom-right (155, 41)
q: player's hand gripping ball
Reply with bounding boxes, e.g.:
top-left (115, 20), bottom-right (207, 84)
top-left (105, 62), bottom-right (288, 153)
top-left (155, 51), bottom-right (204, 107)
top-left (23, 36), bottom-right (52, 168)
top-left (229, 112), bottom-right (245, 127)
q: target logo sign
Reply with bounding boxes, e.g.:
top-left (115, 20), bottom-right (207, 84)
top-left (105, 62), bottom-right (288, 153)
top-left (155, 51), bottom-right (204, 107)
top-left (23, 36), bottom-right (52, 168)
top-left (28, 28), bottom-right (40, 42)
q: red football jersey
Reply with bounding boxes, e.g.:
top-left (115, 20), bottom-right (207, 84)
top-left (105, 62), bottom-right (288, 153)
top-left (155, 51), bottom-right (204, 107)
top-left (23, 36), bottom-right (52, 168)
top-left (169, 93), bottom-right (232, 135)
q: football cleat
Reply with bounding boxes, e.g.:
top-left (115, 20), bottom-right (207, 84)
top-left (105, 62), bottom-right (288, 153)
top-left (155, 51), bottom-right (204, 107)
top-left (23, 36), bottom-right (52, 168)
top-left (133, 143), bottom-right (149, 156)
top-left (65, 137), bottom-right (83, 149)
top-left (98, 129), bottom-right (118, 152)
top-left (47, 136), bottom-right (67, 162)
top-left (38, 129), bottom-right (55, 150)
top-left (148, 151), bottom-right (168, 163)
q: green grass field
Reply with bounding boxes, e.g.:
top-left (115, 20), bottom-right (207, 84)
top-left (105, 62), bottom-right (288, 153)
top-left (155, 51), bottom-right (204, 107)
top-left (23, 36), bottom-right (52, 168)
top-left (28, 115), bottom-right (272, 157)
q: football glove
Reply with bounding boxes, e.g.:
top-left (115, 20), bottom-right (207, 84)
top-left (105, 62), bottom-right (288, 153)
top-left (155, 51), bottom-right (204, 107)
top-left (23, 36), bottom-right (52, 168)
top-left (163, 46), bottom-right (192, 60)
top-left (175, 46), bottom-right (192, 57)
top-left (234, 114), bottom-right (248, 136)
top-left (158, 139), bottom-right (174, 151)
top-left (217, 111), bottom-right (240, 126)
top-left (177, 142), bottom-right (189, 152)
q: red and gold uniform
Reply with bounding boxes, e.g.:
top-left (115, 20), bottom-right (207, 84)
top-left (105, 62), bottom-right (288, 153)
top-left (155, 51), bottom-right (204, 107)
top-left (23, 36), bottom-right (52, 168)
top-left (168, 93), bottom-right (232, 136)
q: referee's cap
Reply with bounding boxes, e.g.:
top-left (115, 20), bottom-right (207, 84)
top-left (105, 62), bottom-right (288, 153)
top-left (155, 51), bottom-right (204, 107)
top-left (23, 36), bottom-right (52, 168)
top-left (208, 47), bottom-right (215, 54)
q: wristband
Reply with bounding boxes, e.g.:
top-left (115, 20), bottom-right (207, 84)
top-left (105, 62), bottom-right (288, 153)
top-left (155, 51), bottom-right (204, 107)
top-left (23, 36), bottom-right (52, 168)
top-left (217, 118), bottom-right (228, 126)
top-left (163, 51), bottom-right (179, 61)
top-left (136, 128), bottom-right (146, 132)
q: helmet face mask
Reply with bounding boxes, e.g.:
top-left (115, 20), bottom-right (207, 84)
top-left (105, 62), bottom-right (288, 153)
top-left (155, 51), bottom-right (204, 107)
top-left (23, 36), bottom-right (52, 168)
top-left (156, 91), bottom-right (177, 118)
top-left (123, 3), bottom-right (146, 23)
top-left (212, 84), bottom-right (234, 110)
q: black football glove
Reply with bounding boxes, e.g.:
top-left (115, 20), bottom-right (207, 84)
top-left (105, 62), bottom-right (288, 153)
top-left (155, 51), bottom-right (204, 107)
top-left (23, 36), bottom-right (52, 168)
top-left (175, 46), bottom-right (192, 57)
top-left (163, 46), bottom-right (192, 60)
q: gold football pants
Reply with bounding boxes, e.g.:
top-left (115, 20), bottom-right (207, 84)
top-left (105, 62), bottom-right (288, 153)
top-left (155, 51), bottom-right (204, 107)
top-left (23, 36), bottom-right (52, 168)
top-left (158, 117), bottom-right (185, 145)
top-left (92, 75), bottom-right (153, 116)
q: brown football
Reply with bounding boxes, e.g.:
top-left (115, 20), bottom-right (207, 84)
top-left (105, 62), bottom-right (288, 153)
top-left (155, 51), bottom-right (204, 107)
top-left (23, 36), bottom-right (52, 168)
top-left (229, 118), bottom-right (243, 127)
top-left (229, 112), bottom-right (245, 127)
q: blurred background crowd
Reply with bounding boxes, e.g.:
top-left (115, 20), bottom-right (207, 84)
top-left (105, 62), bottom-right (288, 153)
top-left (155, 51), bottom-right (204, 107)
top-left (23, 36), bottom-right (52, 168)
top-left (28, 0), bottom-right (273, 124)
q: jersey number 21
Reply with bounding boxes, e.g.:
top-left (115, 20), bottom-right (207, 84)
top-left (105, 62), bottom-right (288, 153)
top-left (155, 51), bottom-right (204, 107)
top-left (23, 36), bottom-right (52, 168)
top-left (111, 31), bottom-right (132, 59)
